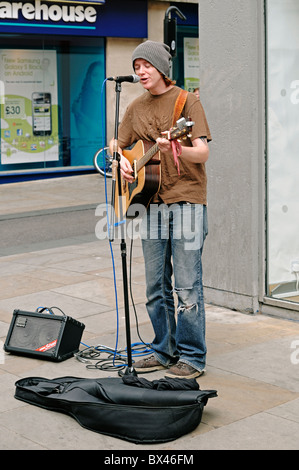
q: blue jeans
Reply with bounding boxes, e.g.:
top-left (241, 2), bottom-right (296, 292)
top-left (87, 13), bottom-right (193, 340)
top-left (140, 202), bottom-right (208, 372)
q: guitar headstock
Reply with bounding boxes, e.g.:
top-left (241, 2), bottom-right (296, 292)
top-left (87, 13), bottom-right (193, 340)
top-left (162, 117), bottom-right (194, 141)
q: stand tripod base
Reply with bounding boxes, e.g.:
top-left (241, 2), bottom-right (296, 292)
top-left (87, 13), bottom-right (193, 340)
top-left (118, 366), bottom-right (138, 377)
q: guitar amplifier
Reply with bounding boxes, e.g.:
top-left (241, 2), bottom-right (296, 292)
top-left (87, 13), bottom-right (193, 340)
top-left (4, 309), bottom-right (85, 362)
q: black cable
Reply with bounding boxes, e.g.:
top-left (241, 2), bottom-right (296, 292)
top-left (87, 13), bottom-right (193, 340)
top-left (75, 343), bottom-right (152, 371)
top-left (35, 306), bottom-right (66, 316)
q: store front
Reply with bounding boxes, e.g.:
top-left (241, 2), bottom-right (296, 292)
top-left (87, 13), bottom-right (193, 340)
top-left (0, 0), bottom-right (147, 180)
top-left (266, 0), bottom-right (299, 309)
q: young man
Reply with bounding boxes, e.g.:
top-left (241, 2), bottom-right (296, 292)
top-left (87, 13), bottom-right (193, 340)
top-left (113, 40), bottom-right (211, 379)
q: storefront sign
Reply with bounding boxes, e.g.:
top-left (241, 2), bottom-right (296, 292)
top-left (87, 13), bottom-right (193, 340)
top-left (55, 1), bottom-right (105, 3)
top-left (0, 0), bottom-right (147, 37)
top-left (0, 1), bottom-right (98, 23)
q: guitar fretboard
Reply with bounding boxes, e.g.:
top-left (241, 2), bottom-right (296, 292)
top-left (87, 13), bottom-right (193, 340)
top-left (136, 143), bottom-right (159, 172)
top-left (135, 120), bottom-right (191, 172)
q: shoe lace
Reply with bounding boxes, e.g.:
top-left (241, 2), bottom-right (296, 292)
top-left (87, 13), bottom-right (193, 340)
top-left (144, 355), bottom-right (155, 362)
top-left (176, 362), bottom-right (191, 370)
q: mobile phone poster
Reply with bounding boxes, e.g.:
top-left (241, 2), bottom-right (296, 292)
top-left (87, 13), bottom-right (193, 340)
top-left (0, 49), bottom-right (59, 164)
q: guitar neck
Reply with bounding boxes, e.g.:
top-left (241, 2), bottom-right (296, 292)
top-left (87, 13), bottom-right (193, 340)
top-left (135, 118), bottom-right (192, 172)
top-left (136, 142), bottom-right (159, 172)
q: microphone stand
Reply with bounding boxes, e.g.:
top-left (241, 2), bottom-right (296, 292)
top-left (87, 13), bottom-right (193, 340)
top-left (109, 81), bottom-right (137, 377)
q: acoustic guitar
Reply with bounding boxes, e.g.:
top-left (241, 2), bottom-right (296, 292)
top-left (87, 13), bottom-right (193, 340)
top-left (114, 117), bottom-right (194, 219)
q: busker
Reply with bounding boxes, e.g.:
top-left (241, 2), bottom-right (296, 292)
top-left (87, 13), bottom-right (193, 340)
top-left (111, 40), bottom-right (211, 379)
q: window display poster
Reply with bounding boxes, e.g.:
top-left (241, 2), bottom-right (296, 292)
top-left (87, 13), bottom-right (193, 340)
top-left (184, 37), bottom-right (200, 92)
top-left (0, 49), bottom-right (58, 164)
top-left (70, 46), bottom-right (105, 166)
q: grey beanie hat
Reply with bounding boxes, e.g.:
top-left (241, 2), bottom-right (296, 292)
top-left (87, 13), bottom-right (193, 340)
top-left (132, 40), bottom-right (172, 77)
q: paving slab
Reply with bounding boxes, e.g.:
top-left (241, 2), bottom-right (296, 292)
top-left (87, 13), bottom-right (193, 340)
top-left (1, 175), bottom-right (299, 451)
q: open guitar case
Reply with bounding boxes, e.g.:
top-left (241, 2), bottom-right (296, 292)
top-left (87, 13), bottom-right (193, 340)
top-left (14, 375), bottom-right (217, 444)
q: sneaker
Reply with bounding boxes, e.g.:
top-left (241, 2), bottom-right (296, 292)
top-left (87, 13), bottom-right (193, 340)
top-left (165, 361), bottom-right (205, 379)
top-left (133, 355), bottom-right (167, 373)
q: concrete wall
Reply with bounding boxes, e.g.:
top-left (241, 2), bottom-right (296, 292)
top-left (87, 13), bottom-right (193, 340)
top-left (199, 0), bottom-right (265, 313)
top-left (106, 38), bottom-right (144, 144)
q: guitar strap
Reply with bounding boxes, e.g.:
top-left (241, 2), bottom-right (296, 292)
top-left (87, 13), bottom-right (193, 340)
top-left (172, 89), bottom-right (188, 125)
top-left (171, 89), bottom-right (188, 175)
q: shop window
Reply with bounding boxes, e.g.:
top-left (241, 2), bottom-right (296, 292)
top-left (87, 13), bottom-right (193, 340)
top-left (168, 2), bottom-right (199, 92)
top-left (173, 25), bottom-right (199, 92)
top-left (266, 0), bottom-right (299, 303)
top-left (0, 35), bottom-right (105, 173)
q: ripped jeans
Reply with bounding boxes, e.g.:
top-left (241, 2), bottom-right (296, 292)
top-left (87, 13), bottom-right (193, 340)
top-left (140, 202), bottom-right (208, 372)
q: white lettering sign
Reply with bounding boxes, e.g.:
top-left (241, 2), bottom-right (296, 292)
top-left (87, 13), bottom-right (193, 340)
top-left (0, 1), bottom-right (97, 23)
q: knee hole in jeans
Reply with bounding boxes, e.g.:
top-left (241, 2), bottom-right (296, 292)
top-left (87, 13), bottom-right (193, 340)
top-left (174, 286), bottom-right (198, 314)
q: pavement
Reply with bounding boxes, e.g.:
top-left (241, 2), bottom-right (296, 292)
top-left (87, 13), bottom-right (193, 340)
top-left (1, 173), bottom-right (299, 451)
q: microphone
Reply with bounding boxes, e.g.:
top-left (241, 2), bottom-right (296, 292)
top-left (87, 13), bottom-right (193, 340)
top-left (107, 74), bottom-right (140, 84)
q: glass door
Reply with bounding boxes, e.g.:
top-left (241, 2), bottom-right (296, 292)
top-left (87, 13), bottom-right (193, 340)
top-left (266, 0), bottom-right (299, 304)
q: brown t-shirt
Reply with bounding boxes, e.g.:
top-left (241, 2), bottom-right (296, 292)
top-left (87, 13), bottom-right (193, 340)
top-left (118, 86), bottom-right (211, 205)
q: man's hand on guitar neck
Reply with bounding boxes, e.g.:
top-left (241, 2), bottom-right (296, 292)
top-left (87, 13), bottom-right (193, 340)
top-left (156, 137), bottom-right (173, 157)
top-left (157, 136), bottom-right (210, 165)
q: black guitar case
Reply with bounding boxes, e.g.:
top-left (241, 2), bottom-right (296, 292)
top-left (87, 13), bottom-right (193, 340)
top-left (14, 375), bottom-right (217, 444)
